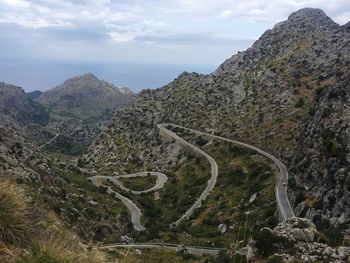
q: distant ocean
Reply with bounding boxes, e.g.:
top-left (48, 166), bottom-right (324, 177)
top-left (0, 59), bottom-right (217, 92)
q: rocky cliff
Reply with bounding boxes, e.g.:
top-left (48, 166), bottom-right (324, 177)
top-left (291, 76), bottom-right (350, 243)
top-left (0, 82), bottom-right (49, 126)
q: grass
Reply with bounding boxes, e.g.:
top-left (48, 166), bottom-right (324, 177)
top-left (51, 169), bottom-right (129, 242)
top-left (16, 234), bottom-right (106, 263)
top-left (105, 248), bottom-right (209, 263)
top-left (118, 175), bottom-right (157, 192)
top-left (0, 179), bottom-right (31, 246)
top-left (0, 177), bottom-right (108, 263)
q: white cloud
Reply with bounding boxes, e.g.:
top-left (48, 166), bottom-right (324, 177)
top-left (107, 31), bottom-right (136, 42)
top-left (0, 0), bottom-right (29, 8)
top-left (220, 10), bottom-right (232, 18)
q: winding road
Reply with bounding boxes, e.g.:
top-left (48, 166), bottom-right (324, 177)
top-left (100, 243), bottom-right (225, 256)
top-left (88, 172), bottom-right (167, 231)
top-left (157, 124), bottom-right (219, 226)
top-left (88, 123), bottom-right (294, 232)
top-left (162, 123), bottom-right (295, 220)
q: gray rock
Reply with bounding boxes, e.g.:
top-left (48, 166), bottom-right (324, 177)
top-left (218, 223), bottom-right (227, 234)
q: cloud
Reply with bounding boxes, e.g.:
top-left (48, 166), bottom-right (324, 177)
top-left (135, 32), bottom-right (254, 46)
top-left (0, 1), bottom-right (349, 68)
top-left (107, 31), bottom-right (136, 42)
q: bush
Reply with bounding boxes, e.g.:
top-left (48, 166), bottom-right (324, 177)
top-left (266, 254), bottom-right (284, 263)
top-left (215, 251), bottom-right (232, 263)
top-left (254, 228), bottom-right (277, 257)
top-left (294, 98), bottom-right (305, 108)
top-left (16, 234), bottom-right (106, 263)
top-left (0, 180), bottom-right (31, 245)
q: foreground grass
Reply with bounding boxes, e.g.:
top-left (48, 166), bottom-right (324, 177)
top-left (0, 177), bottom-right (107, 263)
top-left (106, 248), bottom-right (210, 263)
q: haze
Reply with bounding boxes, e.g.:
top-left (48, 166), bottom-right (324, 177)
top-left (0, 0), bottom-right (349, 91)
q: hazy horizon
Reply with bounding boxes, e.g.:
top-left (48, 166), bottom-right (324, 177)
top-left (0, 0), bottom-right (349, 92)
top-left (0, 59), bottom-right (216, 92)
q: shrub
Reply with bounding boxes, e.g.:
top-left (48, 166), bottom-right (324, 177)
top-left (294, 98), bottom-right (305, 108)
top-left (0, 180), bottom-right (31, 245)
top-left (266, 254), bottom-right (284, 263)
top-left (16, 234), bottom-right (106, 263)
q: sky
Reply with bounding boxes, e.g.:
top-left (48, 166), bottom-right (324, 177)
top-left (0, 0), bottom-right (349, 92)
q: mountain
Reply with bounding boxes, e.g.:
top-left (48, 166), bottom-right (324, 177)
top-left (0, 7), bottom-right (349, 263)
top-left (36, 73), bottom-right (134, 123)
top-left (0, 82), bottom-right (49, 126)
top-left (82, 8), bottom-right (350, 260)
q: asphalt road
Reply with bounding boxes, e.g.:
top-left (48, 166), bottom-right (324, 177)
top-left (88, 122), bottom-right (294, 233)
top-left (88, 175), bottom-right (147, 231)
top-left (163, 123), bottom-right (295, 220)
top-left (114, 172), bottom-right (168, 194)
top-left (100, 243), bottom-right (225, 256)
top-left (157, 124), bottom-right (219, 226)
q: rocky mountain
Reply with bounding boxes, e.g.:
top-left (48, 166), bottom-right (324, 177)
top-left (0, 74), bottom-right (135, 156)
top-left (36, 73), bottom-right (134, 123)
top-left (0, 7), bottom-right (349, 263)
top-left (0, 82), bottom-right (49, 127)
top-left (291, 76), bottom-right (350, 237)
top-left (82, 8), bottom-right (350, 258)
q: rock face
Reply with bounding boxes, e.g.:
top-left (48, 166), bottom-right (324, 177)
top-left (290, 76), bottom-right (350, 238)
top-left (253, 217), bottom-right (350, 262)
top-left (0, 82), bottom-right (49, 126)
top-left (0, 125), bottom-right (54, 182)
top-left (83, 8), bottom-right (350, 236)
top-left (36, 73), bottom-right (134, 122)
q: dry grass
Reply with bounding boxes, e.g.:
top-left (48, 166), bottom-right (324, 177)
top-left (0, 179), bottom-right (31, 246)
top-left (17, 234), bottom-right (106, 263)
top-left (0, 177), bottom-right (108, 263)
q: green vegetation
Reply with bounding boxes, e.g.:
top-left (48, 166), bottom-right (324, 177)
top-left (294, 97), bottom-right (305, 108)
top-left (49, 169), bottom-right (129, 242)
top-left (266, 255), bottom-right (284, 263)
top-left (44, 137), bottom-right (86, 156)
top-left (0, 179), bottom-right (106, 263)
top-left (117, 130), bottom-right (279, 249)
top-left (0, 180), bottom-right (31, 246)
top-left (16, 234), bottom-right (105, 263)
top-left (106, 248), bottom-right (210, 263)
top-left (118, 175), bottom-right (157, 192)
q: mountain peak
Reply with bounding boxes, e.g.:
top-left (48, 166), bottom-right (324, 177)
top-left (72, 73), bottom-right (99, 81)
top-left (286, 8), bottom-right (339, 30)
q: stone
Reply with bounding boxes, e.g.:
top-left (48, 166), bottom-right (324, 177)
top-left (249, 193), bottom-right (257, 204)
top-left (218, 223), bottom-right (227, 234)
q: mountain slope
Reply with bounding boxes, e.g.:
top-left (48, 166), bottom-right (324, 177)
top-left (291, 76), bottom-right (350, 240)
top-left (84, 8), bottom-right (348, 172)
top-left (82, 8), bottom-right (350, 247)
